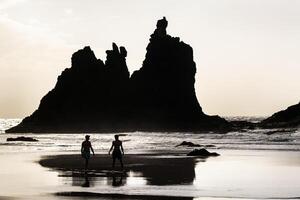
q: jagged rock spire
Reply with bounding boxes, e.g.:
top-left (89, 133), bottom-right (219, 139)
top-left (105, 43), bottom-right (129, 80)
top-left (6, 18), bottom-right (231, 133)
top-left (152, 17), bottom-right (168, 37)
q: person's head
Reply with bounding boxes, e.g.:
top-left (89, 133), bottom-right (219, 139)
top-left (85, 135), bottom-right (90, 141)
top-left (114, 134), bottom-right (119, 140)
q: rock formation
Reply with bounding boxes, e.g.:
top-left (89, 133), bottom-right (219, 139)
top-left (6, 17), bottom-right (231, 133)
top-left (6, 136), bottom-right (38, 142)
top-left (176, 141), bottom-right (215, 148)
top-left (176, 141), bottom-right (202, 147)
top-left (261, 102), bottom-right (300, 128)
top-left (187, 148), bottom-right (220, 157)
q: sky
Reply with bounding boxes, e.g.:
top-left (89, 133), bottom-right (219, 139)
top-left (0, 0), bottom-right (300, 118)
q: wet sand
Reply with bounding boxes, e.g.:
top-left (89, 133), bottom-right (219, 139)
top-left (1, 126), bottom-right (300, 199)
top-left (1, 150), bottom-right (300, 199)
top-left (39, 153), bottom-right (205, 199)
top-left (39, 151), bottom-right (300, 199)
top-left (39, 154), bottom-right (199, 186)
top-left (56, 192), bottom-right (193, 200)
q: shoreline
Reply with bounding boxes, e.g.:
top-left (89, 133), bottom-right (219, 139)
top-left (0, 149), bottom-right (299, 199)
top-left (1, 126), bottom-right (300, 200)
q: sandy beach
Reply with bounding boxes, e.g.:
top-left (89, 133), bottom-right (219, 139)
top-left (39, 153), bottom-right (198, 186)
top-left (38, 150), bottom-right (300, 199)
top-left (1, 149), bottom-right (300, 199)
top-left (1, 130), bottom-right (300, 199)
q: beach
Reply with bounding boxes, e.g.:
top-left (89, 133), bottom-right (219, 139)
top-left (1, 148), bottom-right (300, 199)
top-left (1, 119), bottom-right (300, 199)
top-left (39, 150), bottom-right (300, 199)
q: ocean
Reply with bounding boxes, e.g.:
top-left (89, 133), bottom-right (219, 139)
top-left (1, 117), bottom-right (300, 153)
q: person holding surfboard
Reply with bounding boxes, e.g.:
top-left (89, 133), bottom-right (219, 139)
top-left (108, 134), bottom-right (124, 170)
top-left (81, 135), bottom-right (95, 170)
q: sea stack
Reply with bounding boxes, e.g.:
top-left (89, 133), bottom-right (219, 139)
top-left (6, 17), bottom-right (231, 133)
top-left (261, 102), bottom-right (300, 128)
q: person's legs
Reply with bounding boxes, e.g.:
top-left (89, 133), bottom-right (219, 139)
top-left (85, 158), bottom-right (89, 170)
top-left (112, 156), bottom-right (116, 169)
top-left (119, 157), bottom-right (124, 169)
top-left (83, 151), bottom-right (90, 170)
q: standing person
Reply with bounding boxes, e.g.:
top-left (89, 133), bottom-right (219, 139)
top-left (81, 135), bottom-right (95, 170)
top-left (108, 135), bottom-right (124, 170)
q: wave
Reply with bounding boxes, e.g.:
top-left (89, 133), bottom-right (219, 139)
top-left (0, 119), bottom-right (21, 133)
top-left (0, 118), bottom-right (299, 152)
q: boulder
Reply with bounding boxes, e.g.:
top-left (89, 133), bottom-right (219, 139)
top-left (176, 141), bottom-right (201, 147)
top-left (187, 148), bottom-right (220, 157)
top-left (7, 136), bottom-right (38, 142)
top-left (176, 141), bottom-right (216, 148)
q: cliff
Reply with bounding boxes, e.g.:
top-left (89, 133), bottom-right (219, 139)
top-left (6, 17), bottom-right (230, 133)
top-left (261, 102), bottom-right (300, 128)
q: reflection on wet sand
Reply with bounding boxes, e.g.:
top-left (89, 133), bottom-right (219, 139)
top-left (130, 157), bottom-right (197, 185)
top-left (110, 174), bottom-right (125, 187)
top-left (41, 154), bottom-right (206, 187)
top-left (59, 171), bottom-right (96, 188)
top-left (82, 172), bottom-right (90, 187)
top-left (55, 191), bottom-right (194, 200)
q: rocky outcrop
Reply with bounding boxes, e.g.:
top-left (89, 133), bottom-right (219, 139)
top-left (7, 44), bottom-right (130, 133)
top-left (128, 17), bottom-right (230, 131)
top-left (176, 141), bottom-right (201, 147)
top-left (187, 148), bottom-right (220, 157)
top-left (176, 141), bottom-right (215, 148)
top-left (7, 136), bottom-right (38, 142)
top-left (6, 17), bottom-right (231, 133)
top-left (261, 102), bottom-right (300, 128)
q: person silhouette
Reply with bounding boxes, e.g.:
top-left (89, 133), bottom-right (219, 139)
top-left (108, 135), bottom-right (124, 170)
top-left (81, 135), bottom-right (95, 170)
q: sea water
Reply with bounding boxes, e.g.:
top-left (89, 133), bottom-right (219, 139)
top-left (1, 118), bottom-right (300, 153)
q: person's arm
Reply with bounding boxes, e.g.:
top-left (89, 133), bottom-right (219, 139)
top-left (81, 142), bottom-right (84, 153)
top-left (108, 142), bottom-right (114, 155)
top-left (121, 142), bottom-right (124, 155)
top-left (90, 143), bottom-right (95, 155)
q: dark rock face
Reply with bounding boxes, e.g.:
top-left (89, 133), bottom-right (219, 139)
top-left (7, 136), bottom-right (38, 142)
top-left (6, 17), bottom-right (231, 133)
top-left (261, 102), bottom-right (300, 128)
top-left (129, 17), bottom-right (202, 130)
top-left (8, 44), bottom-right (130, 133)
top-left (187, 148), bottom-right (220, 157)
top-left (128, 17), bottom-right (230, 131)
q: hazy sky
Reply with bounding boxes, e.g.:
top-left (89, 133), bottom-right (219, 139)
top-left (0, 0), bottom-right (300, 118)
